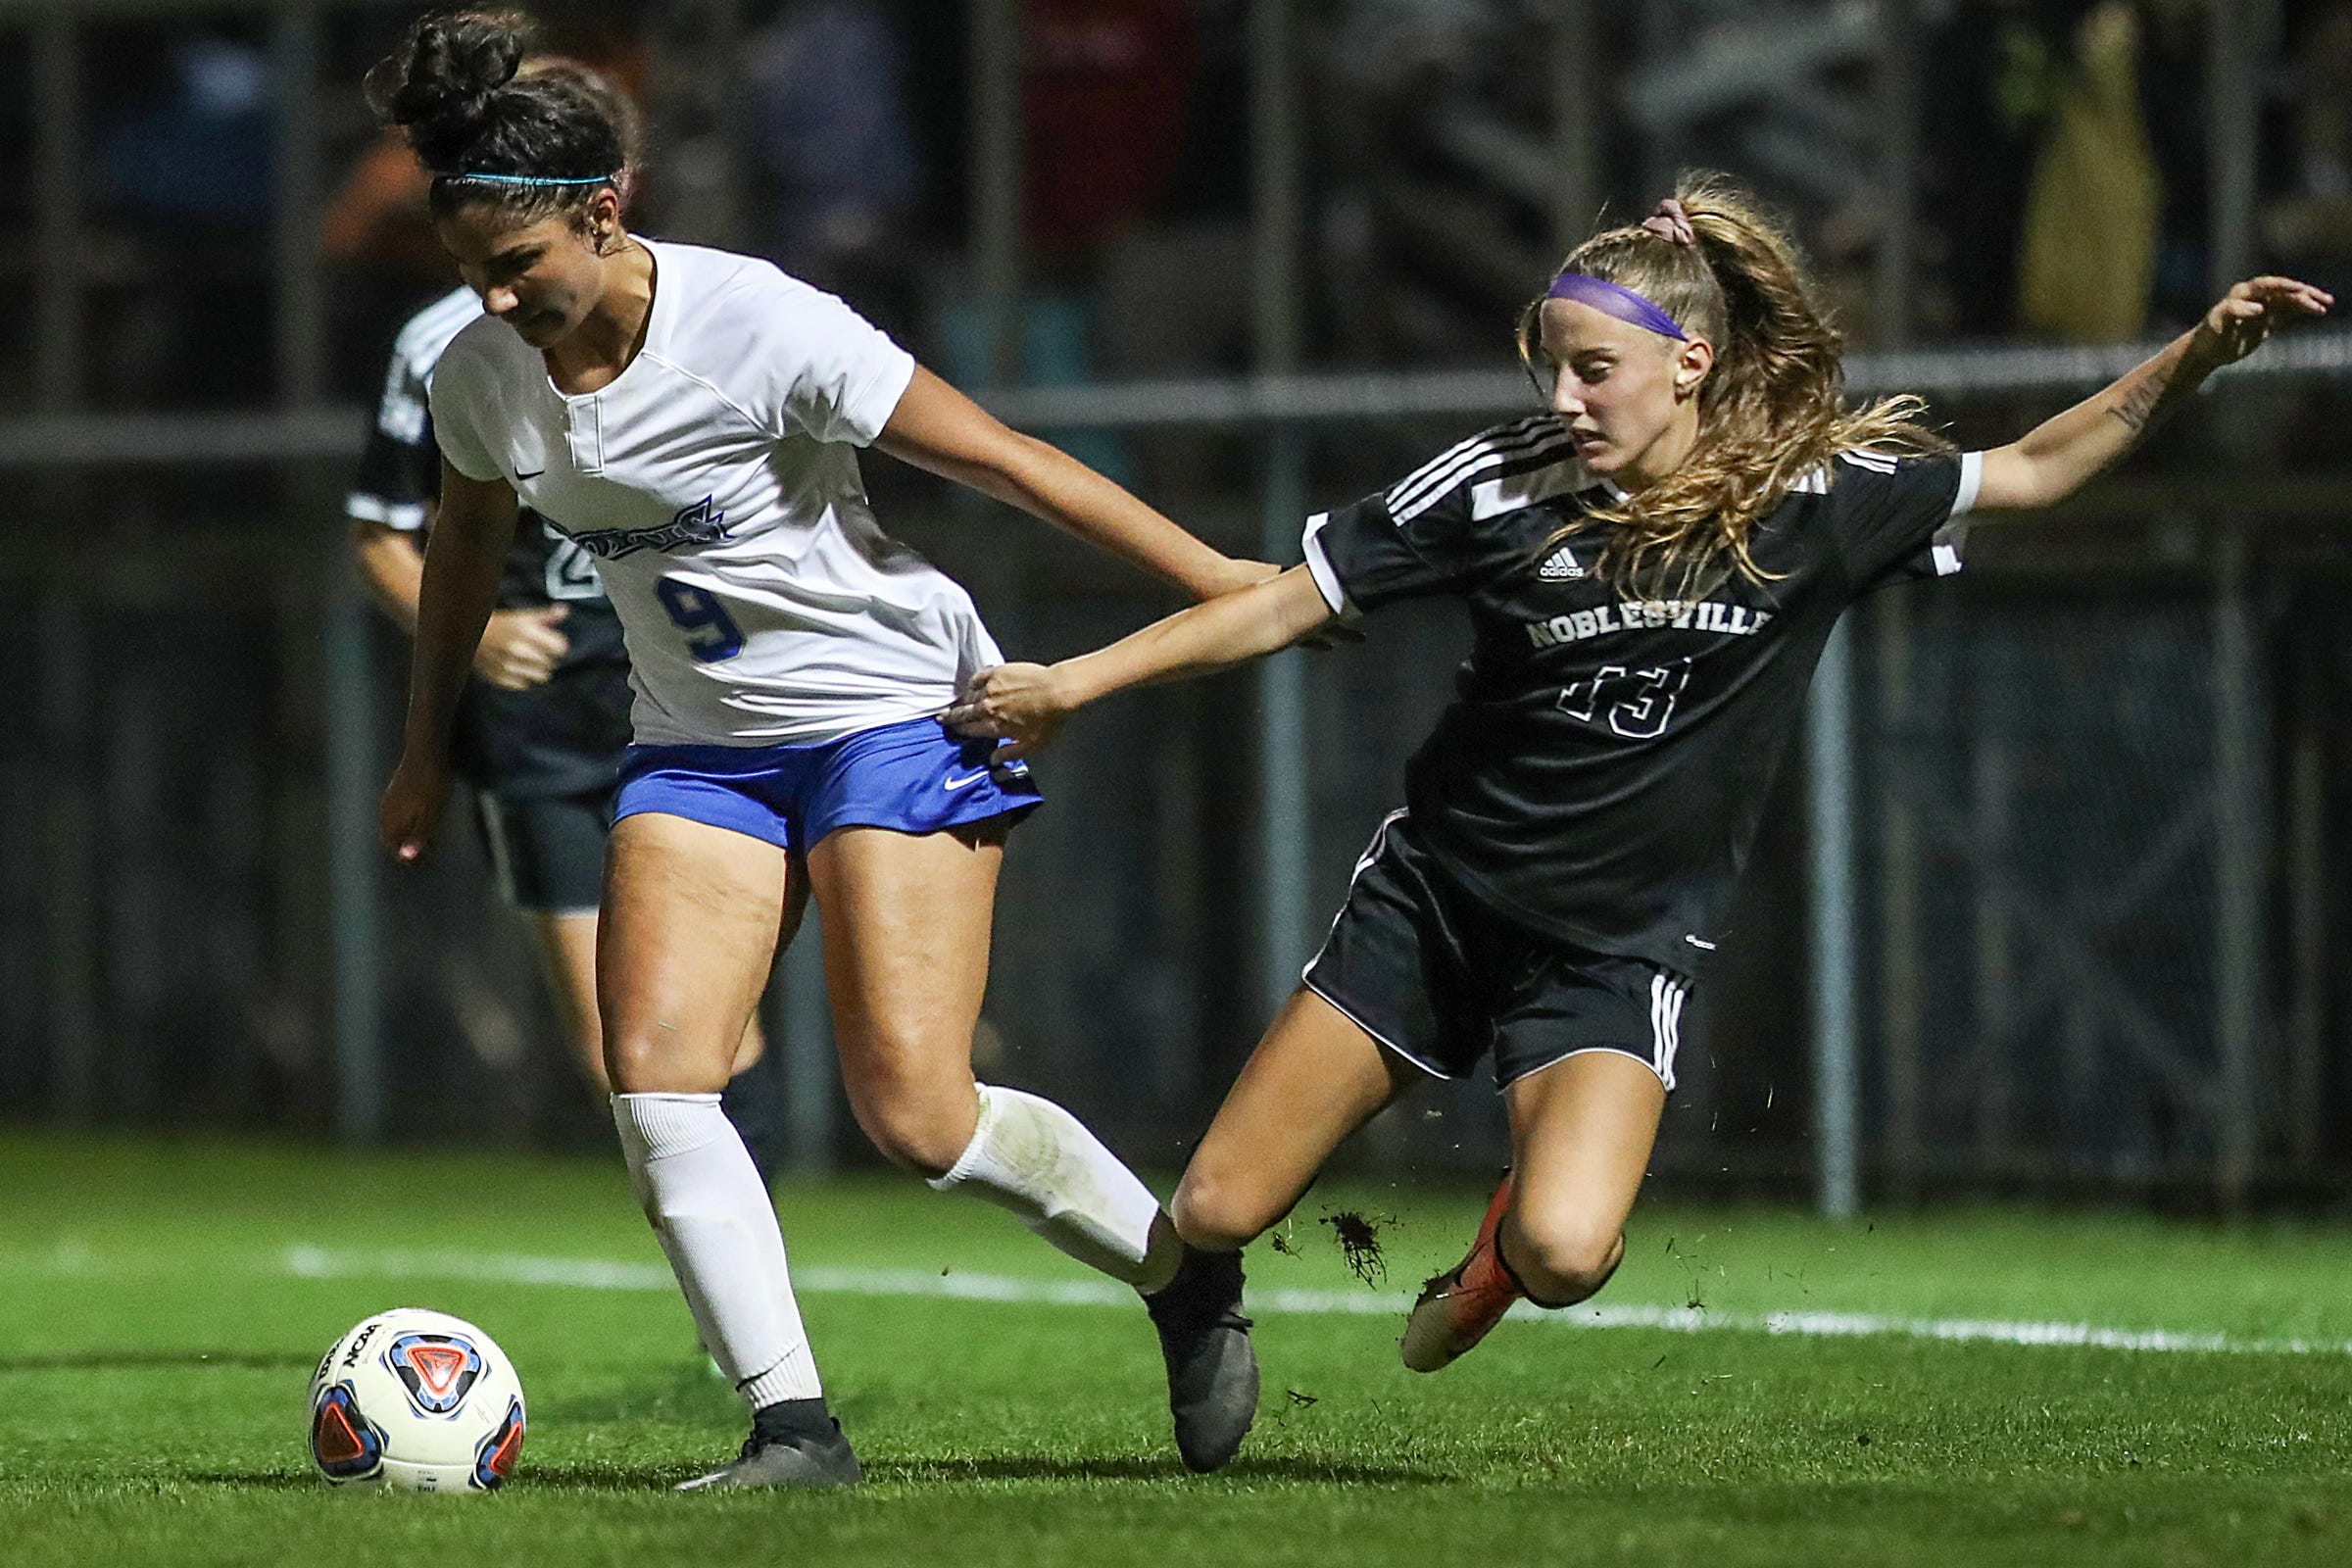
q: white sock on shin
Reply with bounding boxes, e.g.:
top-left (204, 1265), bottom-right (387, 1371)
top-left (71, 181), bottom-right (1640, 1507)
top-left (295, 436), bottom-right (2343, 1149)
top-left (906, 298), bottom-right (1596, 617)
top-left (613, 1092), bottom-right (821, 1409)
top-left (928, 1084), bottom-right (1181, 1292)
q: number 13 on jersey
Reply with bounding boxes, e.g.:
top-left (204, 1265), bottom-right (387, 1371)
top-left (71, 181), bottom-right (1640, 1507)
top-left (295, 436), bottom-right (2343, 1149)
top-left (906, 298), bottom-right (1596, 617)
top-left (656, 578), bottom-right (746, 663)
top-left (1559, 658), bottom-right (1691, 739)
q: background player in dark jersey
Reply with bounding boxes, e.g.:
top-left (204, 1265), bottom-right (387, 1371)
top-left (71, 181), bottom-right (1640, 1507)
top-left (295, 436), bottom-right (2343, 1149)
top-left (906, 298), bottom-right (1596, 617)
top-left (951, 174), bottom-right (2328, 1463)
top-left (347, 58), bottom-right (787, 1178)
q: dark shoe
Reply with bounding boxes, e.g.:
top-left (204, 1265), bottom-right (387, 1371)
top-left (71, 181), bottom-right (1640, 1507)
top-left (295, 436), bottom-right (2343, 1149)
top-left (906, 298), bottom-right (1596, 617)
top-left (677, 1410), bottom-right (863, 1492)
top-left (1145, 1246), bottom-right (1260, 1473)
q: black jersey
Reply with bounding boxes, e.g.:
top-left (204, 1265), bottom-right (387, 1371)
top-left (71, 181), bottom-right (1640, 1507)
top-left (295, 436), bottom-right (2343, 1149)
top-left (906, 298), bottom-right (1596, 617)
top-left (1304, 414), bottom-right (1979, 977)
top-left (348, 288), bottom-right (632, 801)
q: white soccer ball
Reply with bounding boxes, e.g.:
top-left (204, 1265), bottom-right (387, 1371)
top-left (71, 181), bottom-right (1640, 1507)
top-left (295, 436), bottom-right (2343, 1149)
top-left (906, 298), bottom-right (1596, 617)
top-left (307, 1308), bottom-right (526, 1494)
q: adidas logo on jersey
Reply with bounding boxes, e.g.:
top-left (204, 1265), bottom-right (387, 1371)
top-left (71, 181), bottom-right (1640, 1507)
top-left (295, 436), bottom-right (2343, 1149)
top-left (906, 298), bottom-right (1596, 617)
top-left (1538, 545), bottom-right (1586, 581)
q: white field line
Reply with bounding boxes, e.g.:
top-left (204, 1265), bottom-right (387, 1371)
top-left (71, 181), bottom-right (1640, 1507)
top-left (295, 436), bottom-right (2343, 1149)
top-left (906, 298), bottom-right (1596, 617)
top-left (274, 1246), bottom-right (2352, 1359)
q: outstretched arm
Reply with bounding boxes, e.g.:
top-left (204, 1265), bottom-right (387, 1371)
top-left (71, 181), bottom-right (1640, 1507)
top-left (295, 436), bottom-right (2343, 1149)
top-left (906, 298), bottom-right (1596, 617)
top-left (1973, 276), bottom-right (2331, 514)
top-left (876, 366), bottom-right (1271, 601)
top-left (947, 565), bottom-right (1337, 756)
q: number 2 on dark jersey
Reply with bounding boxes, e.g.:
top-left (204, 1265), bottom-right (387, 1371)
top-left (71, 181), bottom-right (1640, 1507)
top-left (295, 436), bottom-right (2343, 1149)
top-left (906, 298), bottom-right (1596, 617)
top-left (655, 578), bottom-right (746, 663)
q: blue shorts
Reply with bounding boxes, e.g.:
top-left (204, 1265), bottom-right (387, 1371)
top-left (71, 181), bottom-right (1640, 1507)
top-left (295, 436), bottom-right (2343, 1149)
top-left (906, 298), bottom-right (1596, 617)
top-left (611, 717), bottom-right (1042, 852)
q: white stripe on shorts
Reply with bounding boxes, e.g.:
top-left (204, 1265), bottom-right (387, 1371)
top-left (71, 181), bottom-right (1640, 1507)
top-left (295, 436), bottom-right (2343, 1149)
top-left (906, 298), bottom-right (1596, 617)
top-left (1649, 972), bottom-right (1688, 1092)
top-left (475, 791), bottom-right (521, 909)
top-left (1298, 808), bottom-right (1452, 1081)
top-left (1301, 808), bottom-right (1410, 984)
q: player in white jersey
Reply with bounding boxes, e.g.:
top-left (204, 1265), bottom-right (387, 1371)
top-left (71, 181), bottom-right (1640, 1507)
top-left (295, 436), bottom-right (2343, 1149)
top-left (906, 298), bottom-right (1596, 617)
top-left (368, 11), bottom-right (1265, 1486)
top-left (348, 58), bottom-right (787, 1178)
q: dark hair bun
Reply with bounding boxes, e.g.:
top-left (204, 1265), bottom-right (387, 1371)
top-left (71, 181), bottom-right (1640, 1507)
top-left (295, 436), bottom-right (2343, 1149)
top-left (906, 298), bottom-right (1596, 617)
top-left (368, 8), bottom-right (632, 217)
top-left (365, 11), bottom-right (534, 168)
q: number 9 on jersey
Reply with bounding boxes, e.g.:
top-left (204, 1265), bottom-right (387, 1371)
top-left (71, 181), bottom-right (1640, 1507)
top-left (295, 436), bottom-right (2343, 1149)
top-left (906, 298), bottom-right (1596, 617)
top-left (656, 578), bottom-right (747, 663)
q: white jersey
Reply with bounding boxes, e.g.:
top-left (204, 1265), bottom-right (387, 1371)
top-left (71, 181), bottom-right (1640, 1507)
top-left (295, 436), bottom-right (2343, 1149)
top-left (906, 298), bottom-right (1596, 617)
top-left (428, 238), bottom-right (1000, 747)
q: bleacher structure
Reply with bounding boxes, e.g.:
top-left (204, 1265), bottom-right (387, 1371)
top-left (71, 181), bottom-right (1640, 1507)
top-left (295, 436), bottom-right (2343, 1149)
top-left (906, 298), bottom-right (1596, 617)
top-left (0, 0), bottom-right (2337, 1212)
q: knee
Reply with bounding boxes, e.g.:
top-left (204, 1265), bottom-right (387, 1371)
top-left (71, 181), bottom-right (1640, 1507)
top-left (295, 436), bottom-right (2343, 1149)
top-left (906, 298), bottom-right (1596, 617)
top-left (1500, 1212), bottom-right (1623, 1307)
top-left (850, 1082), bottom-right (979, 1180)
top-left (1171, 1164), bottom-right (1277, 1253)
top-left (605, 1030), bottom-right (716, 1096)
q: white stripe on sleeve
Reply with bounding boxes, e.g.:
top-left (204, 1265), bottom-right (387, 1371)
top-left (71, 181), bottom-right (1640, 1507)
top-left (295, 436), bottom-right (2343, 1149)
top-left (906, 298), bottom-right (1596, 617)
top-left (1301, 511), bottom-right (1359, 622)
top-left (1952, 450), bottom-right (1984, 516)
top-left (346, 494), bottom-right (428, 530)
top-left (1391, 426), bottom-right (1578, 527)
top-left (1385, 416), bottom-right (1560, 518)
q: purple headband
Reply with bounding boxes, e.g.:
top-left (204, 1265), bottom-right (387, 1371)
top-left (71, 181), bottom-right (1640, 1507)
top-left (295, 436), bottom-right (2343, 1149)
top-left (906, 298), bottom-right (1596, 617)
top-left (1544, 271), bottom-right (1689, 341)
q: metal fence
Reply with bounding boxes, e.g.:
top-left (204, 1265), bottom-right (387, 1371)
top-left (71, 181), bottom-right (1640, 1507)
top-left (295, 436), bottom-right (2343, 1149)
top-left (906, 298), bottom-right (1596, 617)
top-left (2, 0), bottom-right (2347, 1210)
top-left (3, 340), bottom-right (2350, 1214)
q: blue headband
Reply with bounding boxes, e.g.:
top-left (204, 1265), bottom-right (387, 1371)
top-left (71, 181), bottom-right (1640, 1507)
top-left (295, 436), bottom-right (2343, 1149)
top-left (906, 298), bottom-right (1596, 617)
top-left (1544, 271), bottom-right (1689, 342)
top-left (430, 170), bottom-right (616, 187)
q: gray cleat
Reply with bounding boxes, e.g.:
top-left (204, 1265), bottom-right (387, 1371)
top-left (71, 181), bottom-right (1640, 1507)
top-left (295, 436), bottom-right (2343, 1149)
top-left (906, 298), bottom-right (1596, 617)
top-left (1146, 1246), bottom-right (1260, 1473)
top-left (676, 1419), bottom-right (864, 1492)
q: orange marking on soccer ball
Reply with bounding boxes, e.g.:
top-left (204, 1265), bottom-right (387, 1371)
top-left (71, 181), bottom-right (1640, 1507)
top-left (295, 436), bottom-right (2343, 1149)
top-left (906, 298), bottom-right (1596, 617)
top-left (406, 1344), bottom-right (470, 1397)
top-left (483, 1414), bottom-right (524, 1481)
top-left (314, 1400), bottom-right (368, 1465)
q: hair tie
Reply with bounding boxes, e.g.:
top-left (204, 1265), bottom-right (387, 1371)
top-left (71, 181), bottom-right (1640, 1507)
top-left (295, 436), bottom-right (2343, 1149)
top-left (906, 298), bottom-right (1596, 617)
top-left (1641, 198), bottom-right (1696, 246)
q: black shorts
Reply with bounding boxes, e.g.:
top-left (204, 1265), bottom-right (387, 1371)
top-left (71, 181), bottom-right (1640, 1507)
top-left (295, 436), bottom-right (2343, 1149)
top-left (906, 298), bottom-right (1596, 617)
top-left (472, 788), bottom-right (612, 915)
top-left (1302, 810), bottom-right (1690, 1092)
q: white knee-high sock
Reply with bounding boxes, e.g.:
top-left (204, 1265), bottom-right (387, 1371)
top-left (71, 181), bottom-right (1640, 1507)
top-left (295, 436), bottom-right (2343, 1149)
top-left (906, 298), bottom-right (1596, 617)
top-left (928, 1084), bottom-right (1182, 1292)
top-left (613, 1092), bottom-right (821, 1409)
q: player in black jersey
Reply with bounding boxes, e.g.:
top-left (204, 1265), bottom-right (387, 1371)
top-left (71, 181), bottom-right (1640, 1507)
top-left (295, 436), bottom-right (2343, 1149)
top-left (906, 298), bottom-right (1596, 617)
top-left (952, 174), bottom-right (2328, 1461)
top-left (347, 57), bottom-right (789, 1178)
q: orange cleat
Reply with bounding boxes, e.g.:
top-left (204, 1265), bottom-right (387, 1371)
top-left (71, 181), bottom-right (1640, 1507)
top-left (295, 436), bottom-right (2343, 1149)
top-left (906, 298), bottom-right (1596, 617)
top-left (1400, 1173), bottom-right (1523, 1373)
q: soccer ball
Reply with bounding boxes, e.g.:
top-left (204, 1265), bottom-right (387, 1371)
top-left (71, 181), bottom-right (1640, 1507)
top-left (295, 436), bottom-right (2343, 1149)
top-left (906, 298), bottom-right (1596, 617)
top-left (307, 1308), bottom-right (526, 1493)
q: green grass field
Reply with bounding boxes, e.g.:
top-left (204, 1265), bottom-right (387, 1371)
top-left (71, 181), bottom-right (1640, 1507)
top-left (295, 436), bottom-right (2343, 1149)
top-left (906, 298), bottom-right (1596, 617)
top-left (4, 1133), bottom-right (2351, 1566)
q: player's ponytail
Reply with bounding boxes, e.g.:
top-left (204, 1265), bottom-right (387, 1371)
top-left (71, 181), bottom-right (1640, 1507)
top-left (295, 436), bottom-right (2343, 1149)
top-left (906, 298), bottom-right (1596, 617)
top-left (1525, 172), bottom-right (1952, 599)
top-left (366, 10), bottom-right (633, 226)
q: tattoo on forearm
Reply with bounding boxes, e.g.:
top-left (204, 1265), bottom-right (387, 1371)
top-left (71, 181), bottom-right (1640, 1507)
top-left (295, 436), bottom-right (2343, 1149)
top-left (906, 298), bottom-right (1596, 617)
top-left (2108, 368), bottom-right (2175, 436)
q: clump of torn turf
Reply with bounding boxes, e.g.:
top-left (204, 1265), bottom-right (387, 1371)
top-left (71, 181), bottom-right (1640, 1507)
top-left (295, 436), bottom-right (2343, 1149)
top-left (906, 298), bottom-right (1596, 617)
top-left (1320, 1208), bottom-right (1396, 1286)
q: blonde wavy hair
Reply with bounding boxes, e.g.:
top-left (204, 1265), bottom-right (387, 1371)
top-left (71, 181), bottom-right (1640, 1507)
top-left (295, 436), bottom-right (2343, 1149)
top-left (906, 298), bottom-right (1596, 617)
top-left (1519, 172), bottom-right (1953, 599)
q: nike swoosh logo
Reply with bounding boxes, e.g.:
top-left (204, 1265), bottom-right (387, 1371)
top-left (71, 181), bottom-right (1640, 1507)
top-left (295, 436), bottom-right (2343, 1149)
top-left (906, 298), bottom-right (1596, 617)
top-left (515, 468), bottom-right (547, 480)
top-left (944, 771), bottom-right (991, 792)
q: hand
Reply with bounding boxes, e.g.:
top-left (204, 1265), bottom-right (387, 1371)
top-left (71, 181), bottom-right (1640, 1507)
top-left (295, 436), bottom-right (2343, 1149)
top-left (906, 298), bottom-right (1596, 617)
top-left (1193, 558), bottom-right (1283, 601)
top-left (380, 749), bottom-right (453, 863)
top-left (473, 606), bottom-right (571, 690)
top-left (2192, 276), bottom-right (2332, 368)
top-left (943, 662), bottom-right (1077, 759)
